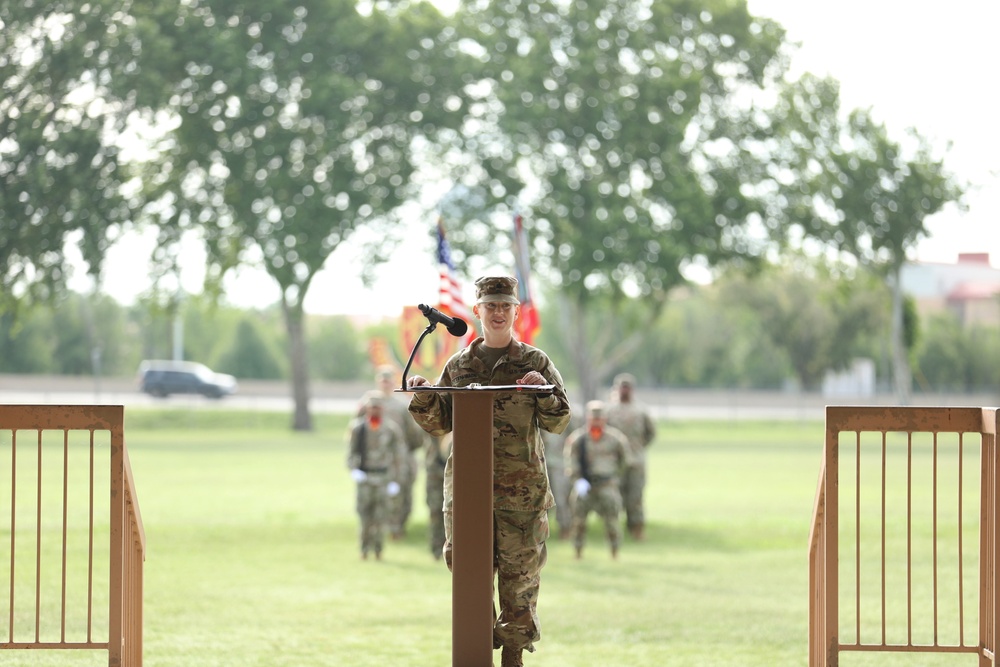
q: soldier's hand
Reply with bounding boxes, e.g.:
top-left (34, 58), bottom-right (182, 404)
top-left (407, 375), bottom-right (430, 388)
top-left (351, 469), bottom-right (368, 483)
top-left (386, 481), bottom-right (401, 497)
top-left (574, 478), bottom-right (591, 498)
top-left (516, 371), bottom-right (546, 385)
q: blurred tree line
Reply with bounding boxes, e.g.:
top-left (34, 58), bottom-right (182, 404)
top-left (2, 261), bottom-right (997, 395)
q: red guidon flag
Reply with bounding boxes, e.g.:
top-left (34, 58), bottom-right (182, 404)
top-left (512, 213), bottom-right (540, 345)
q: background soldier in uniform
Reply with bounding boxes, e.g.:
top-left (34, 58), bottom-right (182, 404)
top-left (347, 392), bottom-right (407, 560)
top-left (564, 401), bottom-right (631, 559)
top-left (365, 366), bottom-right (426, 540)
top-left (543, 416), bottom-right (579, 540)
top-left (407, 275), bottom-right (571, 667)
top-left (606, 373), bottom-right (657, 541)
top-left (425, 433), bottom-right (452, 560)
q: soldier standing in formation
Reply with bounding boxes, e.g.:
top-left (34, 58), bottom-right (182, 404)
top-left (407, 275), bottom-right (572, 667)
top-left (425, 433), bottom-right (452, 560)
top-left (542, 428), bottom-right (572, 540)
top-left (564, 401), bottom-right (631, 559)
top-left (605, 373), bottom-right (657, 541)
top-left (368, 366), bottom-right (427, 540)
top-left (347, 392), bottom-right (407, 560)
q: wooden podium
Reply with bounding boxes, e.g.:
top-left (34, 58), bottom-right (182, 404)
top-left (406, 384), bottom-right (554, 667)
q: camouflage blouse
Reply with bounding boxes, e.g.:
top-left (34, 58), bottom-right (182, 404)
top-left (408, 337), bottom-right (572, 512)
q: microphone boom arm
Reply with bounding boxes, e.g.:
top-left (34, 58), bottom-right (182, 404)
top-left (400, 320), bottom-right (438, 391)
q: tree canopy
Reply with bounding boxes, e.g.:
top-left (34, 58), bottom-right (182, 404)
top-left (1, 2), bottom-right (150, 311)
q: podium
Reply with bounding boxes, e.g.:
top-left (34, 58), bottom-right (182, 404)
top-left (406, 384), bottom-right (554, 667)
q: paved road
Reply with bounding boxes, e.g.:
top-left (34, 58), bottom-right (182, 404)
top-left (1, 374), bottom-right (995, 421)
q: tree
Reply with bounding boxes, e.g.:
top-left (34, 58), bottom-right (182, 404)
top-left (757, 74), bottom-right (966, 402)
top-left (215, 318), bottom-right (286, 380)
top-left (718, 260), bottom-right (889, 390)
top-left (130, 0), bottom-right (468, 429)
top-left (826, 112), bottom-right (964, 403)
top-left (443, 0), bottom-right (790, 399)
top-left (0, 3), bottom-right (150, 313)
top-left (309, 315), bottom-right (366, 381)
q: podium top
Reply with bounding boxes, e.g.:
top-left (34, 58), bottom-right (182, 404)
top-left (398, 384), bottom-right (555, 394)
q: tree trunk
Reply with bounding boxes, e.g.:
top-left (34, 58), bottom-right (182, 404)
top-left (889, 267), bottom-right (912, 405)
top-left (282, 295), bottom-right (313, 431)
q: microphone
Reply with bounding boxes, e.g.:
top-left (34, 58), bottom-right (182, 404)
top-left (417, 304), bottom-right (469, 337)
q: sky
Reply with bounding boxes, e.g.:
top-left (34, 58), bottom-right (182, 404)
top-left (77, 0), bottom-right (1000, 317)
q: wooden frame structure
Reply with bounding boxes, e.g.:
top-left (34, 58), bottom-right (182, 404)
top-left (1, 405), bottom-right (145, 666)
top-left (809, 406), bottom-right (999, 666)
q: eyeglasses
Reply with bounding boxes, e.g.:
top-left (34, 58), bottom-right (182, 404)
top-left (479, 302), bottom-right (515, 313)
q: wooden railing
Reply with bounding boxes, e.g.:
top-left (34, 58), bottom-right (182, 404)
top-left (809, 406), bottom-right (999, 666)
top-left (1, 405), bottom-right (145, 666)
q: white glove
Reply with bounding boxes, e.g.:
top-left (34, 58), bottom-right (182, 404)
top-left (386, 481), bottom-right (401, 497)
top-left (351, 469), bottom-right (368, 483)
top-left (574, 478), bottom-right (591, 498)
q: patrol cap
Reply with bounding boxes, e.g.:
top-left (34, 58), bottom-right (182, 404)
top-left (585, 400), bottom-right (606, 418)
top-left (475, 276), bottom-right (520, 305)
top-left (613, 373), bottom-right (636, 388)
top-left (362, 390), bottom-right (385, 408)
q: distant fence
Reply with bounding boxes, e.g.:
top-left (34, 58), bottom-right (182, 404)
top-left (1, 405), bottom-right (144, 666)
top-left (809, 406), bottom-right (999, 666)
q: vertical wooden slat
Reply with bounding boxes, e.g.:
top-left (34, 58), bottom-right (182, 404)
top-left (34, 430), bottom-right (42, 644)
top-left (906, 431), bottom-right (913, 646)
top-left (109, 417), bottom-right (125, 667)
top-left (824, 411), bottom-right (839, 665)
top-left (61, 430), bottom-right (69, 643)
top-left (881, 431), bottom-right (887, 646)
top-left (958, 434), bottom-right (965, 647)
top-left (855, 432), bottom-right (861, 645)
top-left (933, 431), bottom-right (939, 645)
top-left (8, 430), bottom-right (16, 643)
top-left (88, 429), bottom-right (96, 643)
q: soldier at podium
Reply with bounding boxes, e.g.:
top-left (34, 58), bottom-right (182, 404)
top-left (407, 275), bottom-right (572, 667)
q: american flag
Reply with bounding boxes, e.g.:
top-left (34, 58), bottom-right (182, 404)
top-left (436, 218), bottom-right (475, 345)
top-left (513, 213), bottom-right (540, 345)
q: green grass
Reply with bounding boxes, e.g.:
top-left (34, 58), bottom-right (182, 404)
top-left (3, 414), bottom-right (985, 665)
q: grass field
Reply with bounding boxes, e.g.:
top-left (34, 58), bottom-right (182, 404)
top-left (4, 409), bottom-right (985, 666)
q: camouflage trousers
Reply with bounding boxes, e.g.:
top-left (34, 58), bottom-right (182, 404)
top-left (621, 464), bottom-right (647, 530)
top-left (444, 508), bottom-right (549, 652)
top-left (355, 478), bottom-right (389, 557)
top-left (570, 482), bottom-right (623, 550)
top-left (388, 453), bottom-right (418, 537)
top-left (426, 465), bottom-right (446, 558)
top-left (546, 458), bottom-right (571, 534)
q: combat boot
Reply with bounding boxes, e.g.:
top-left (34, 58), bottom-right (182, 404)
top-left (501, 646), bottom-right (523, 667)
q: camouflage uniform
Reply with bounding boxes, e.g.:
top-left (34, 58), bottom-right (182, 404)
top-left (605, 374), bottom-right (657, 539)
top-left (363, 367), bottom-right (427, 540)
top-left (425, 433), bottom-right (452, 559)
top-left (564, 403), bottom-right (631, 557)
top-left (408, 336), bottom-right (571, 654)
top-left (347, 396), bottom-right (407, 559)
top-left (542, 429), bottom-right (571, 538)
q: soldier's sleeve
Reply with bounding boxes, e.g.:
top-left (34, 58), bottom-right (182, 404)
top-left (403, 411), bottom-right (428, 452)
top-left (346, 420), bottom-right (362, 470)
top-left (534, 357), bottom-right (572, 435)
top-left (643, 411), bottom-right (656, 448)
top-left (407, 366), bottom-right (454, 437)
top-left (563, 431), bottom-right (580, 481)
top-left (618, 432), bottom-right (634, 469)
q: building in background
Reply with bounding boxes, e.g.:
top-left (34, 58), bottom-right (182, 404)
top-left (902, 253), bottom-right (1000, 328)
